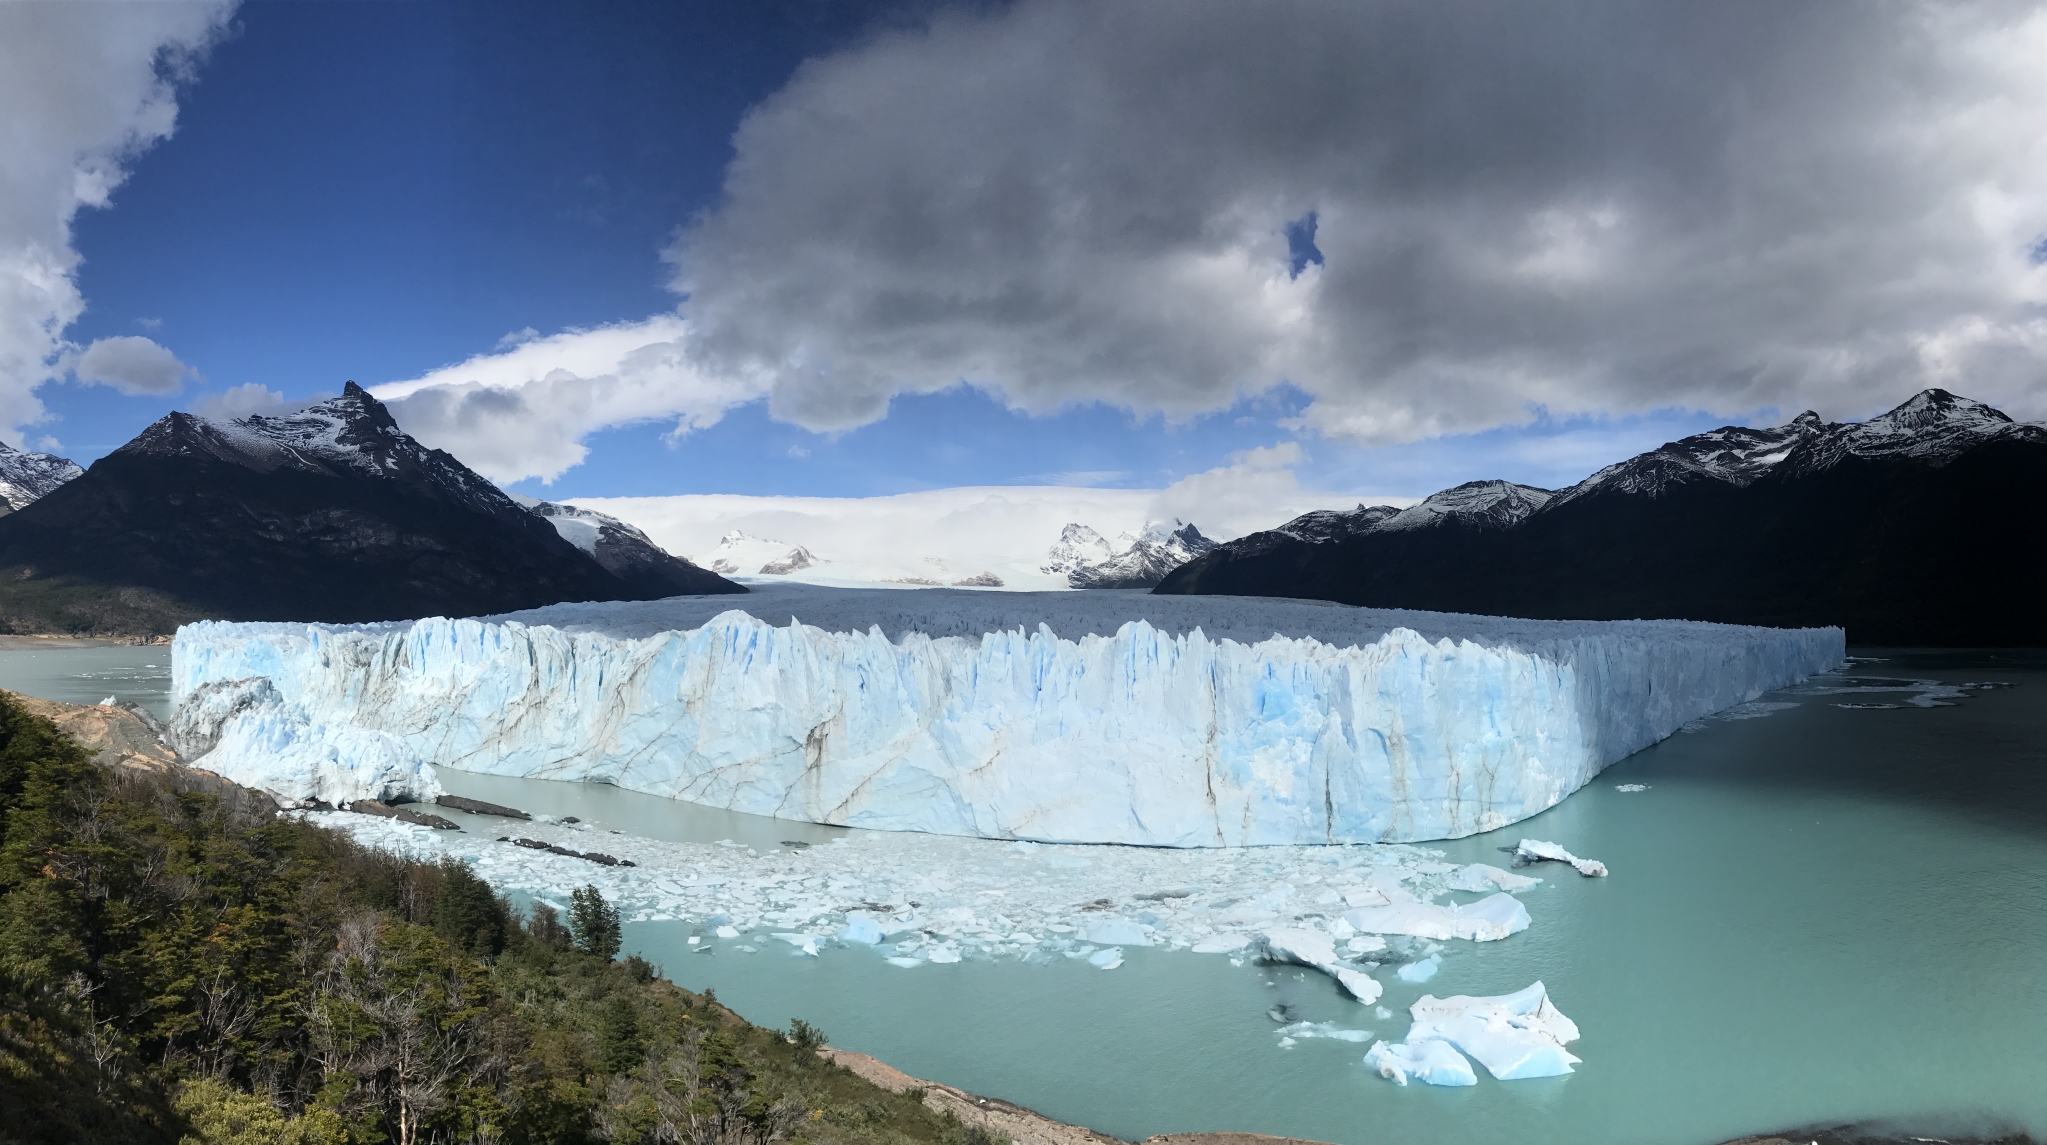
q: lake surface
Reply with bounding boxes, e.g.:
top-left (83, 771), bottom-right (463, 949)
top-left (0, 645), bottom-right (173, 718)
top-left (9, 645), bottom-right (2043, 1145)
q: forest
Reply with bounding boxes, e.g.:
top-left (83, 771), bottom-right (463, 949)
top-left (0, 692), bottom-right (996, 1145)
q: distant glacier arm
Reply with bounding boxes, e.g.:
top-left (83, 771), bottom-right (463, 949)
top-left (169, 597), bottom-right (1842, 846)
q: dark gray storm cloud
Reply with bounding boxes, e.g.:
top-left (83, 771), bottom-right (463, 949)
top-left (668, 0), bottom-right (2047, 440)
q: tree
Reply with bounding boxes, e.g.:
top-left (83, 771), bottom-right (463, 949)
top-left (568, 886), bottom-right (620, 961)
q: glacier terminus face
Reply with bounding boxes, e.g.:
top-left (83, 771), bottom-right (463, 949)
top-left (168, 585), bottom-right (1844, 846)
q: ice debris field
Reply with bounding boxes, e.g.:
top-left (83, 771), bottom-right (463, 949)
top-left (302, 800), bottom-right (1596, 1084)
top-left (170, 584), bottom-right (1843, 846)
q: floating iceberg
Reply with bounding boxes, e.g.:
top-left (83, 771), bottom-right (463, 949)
top-left (1365, 1038), bottom-right (1477, 1087)
top-left (1515, 839), bottom-right (1609, 877)
top-left (1375, 982), bottom-right (1582, 1082)
top-left (171, 584), bottom-right (1842, 844)
top-left (1256, 927), bottom-right (1383, 1003)
top-left (1341, 893), bottom-right (1530, 942)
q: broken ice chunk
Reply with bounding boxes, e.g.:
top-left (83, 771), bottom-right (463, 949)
top-left (1446, 863), bottom-right (1541, 893)
top-left (885, 956), bottom-right (923, 969)
top-left (1364, 1039), bottom-right (1476, 1087)
top-left (1514, 839), bottom-right (1608, 877)
top-left (1191, 933), bottom-right (1251, 954)
top-left (1346, 935), bottom-right (1387, 955)
top-left (1087, 947), bottom-right (1124, 970)
top-left (926, 945), bottom-right (962, 964)
top-left (1083, 920), bottom-right (1152, 947)
top-left (1614, 784), bottom-right (1649, 792)
top-left (714, 925), bottom-right (740, 939)
top-left (837, 917), bottom-right (885, 945)
top-left (1255, 928), bottom-right (1382, 1003)
top-left (1274, 1021), bottom-right (1374, 1043)
top-left (1396, 954), bottom-right (1441, 983)
top-left (1405, 982), bottom-right (1581, 1080)
top-left (1341, 893), bottom-right (1530, 942)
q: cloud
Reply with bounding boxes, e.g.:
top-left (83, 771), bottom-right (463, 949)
top-left (661, 0), bottom-right (2047, 439)
top-left (1146, 441), bottom-right (1415, 540)
top-left (67, 334), bottom-right (194, 395)
top-left (0, 2), bottom-right (234, 433)
top-left (193, 382), bottom-right (291, 420)
top-left (373, 316), bottom-right (770, 483)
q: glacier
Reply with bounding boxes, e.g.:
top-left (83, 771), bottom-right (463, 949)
top-left (169, 583), bottom-right (1843, 846)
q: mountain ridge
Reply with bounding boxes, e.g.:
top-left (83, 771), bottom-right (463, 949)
top-left (0, 383), bottom-right (740, 628)
top-left (1156, 389), bottom-right (2047, 645)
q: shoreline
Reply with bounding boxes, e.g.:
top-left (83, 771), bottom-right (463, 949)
top-left (825, 1045), bottom-right (2036, 1145)
top-left (0, 632), bottom-right (172, 648)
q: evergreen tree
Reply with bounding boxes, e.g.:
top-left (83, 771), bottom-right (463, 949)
top-left (568, 884), bottom-right (621, 961)
top-left (596, 993), bottom-right (644, 1075)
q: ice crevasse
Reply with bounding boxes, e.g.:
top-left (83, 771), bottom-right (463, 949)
top-left (168, 586), bottom-right (1843, 846)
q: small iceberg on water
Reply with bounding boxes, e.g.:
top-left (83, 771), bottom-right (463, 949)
top-left (1367, 982), bottom-right (1581, 1086)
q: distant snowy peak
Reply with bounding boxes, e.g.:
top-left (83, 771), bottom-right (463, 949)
top-left (701, 530), bottom-right (825, 577)
top-left (1374, 480), bottom-right (1554, 533)
top-left (1040, 523), bottom-right (1116, 575)
top-left (1783, 389), bottom-right (2047, 476)
top-left (1062, 521), bottom-right (1217, 589)
top-left (0, 440), bottom-right (82, 513)
top-left (518, 497), bottom-right (727, 596)
top-left (116, 382), bottom-right (526, 524)
top-left (1554, 411), bottom-right (1837, 506)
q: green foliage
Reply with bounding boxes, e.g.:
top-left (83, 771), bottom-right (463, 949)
top-left (788, 1019), bottom-right (829, 1052)
top-left (0, 690), bottom-right (997, 1145)
top-left (568, 885), bottom-right (621, 962)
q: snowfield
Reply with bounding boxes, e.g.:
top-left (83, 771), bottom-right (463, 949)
top-left (170, 584), bottom-right (1843, 845)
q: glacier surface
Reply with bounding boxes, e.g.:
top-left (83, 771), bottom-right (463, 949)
top-left (170, 583), bottom-right (1842, 845)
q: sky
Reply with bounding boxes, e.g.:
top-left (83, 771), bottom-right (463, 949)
top-left (5, 0), bottom-right (2047, 521)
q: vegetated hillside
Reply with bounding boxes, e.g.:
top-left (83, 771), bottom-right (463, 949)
top-left (1157, 390), bottom-right (2047, 646)
top-left (0, 384), bottom-right (741, 629)
top-left (0, 692), bottom-right (992, 1145)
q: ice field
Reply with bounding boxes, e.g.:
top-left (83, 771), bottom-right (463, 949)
top-left (168, 584), bottom-right (1844, 845)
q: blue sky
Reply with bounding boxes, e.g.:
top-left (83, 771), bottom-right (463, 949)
top-left (14, 0), bottom-right (2045, 515)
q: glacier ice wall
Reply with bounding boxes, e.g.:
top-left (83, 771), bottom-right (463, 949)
top-left (170, 589), bottom-right (1842, 845)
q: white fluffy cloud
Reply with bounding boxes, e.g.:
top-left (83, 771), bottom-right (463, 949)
top-left (67, 334), bottom-right (194, 395)
top-left (666, 0), bottom-right (2047, 438)
top-left (374, 316), bottom-right (770, 483)
top-left (0, 2), bottom-right (233, 437)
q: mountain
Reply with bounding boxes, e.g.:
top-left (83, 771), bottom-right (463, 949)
top-left (0, 383), bottom-right (742, 627)
top-left (0, 440), bottom-right (83, 513)
top-left (1156, 389), bottom-right (2047, 645)
top-left (1046, 521), bottom-right (1218, 589)
top-left (699, 530), bottom-right (825, 576)
top-left (513, 497), bottom-right (735, 598)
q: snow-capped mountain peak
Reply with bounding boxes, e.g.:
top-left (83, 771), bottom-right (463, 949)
top-left (115, 382), bottom-right (527, 524)
top-left (1059, 519), bottom-right (1217, 588)
top-left (699, 530), bottom-right (826, 576)
top-left (1374, 480), bottom-right (1553, 532)
top-left (1552, 411), bottom-right (1838, 506)
top-left (1784, 388), bottom-right (2046, 475)
top-left (0, 439), bottom-right (83, 513)
top-left (1041, 523), bottom-right (1116, 575)
top-left (1274, 503), bottom-right (1403, 542)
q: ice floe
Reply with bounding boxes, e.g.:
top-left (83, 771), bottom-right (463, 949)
top-left (1365, 1038), bottom-right (1478, 1087)
top-left (298, 809), bottom-right (1546, 981)
top-left (1368, 982), bottom-right (1580, 1085)
top-left (1514, 839), bottom-right (1608, 877)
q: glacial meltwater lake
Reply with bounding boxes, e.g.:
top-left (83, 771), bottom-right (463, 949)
top-left (10, 644), bottom-right (2045, 1145)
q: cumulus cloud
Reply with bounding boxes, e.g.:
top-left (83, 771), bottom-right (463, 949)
top-left (1146, 442), bottom-right (1405, 540)
top-left (0, 2), bottom-right (233, 434)
top-left (67, 334), bottom-right (194, 395)
top-left (373, 316), bottom-right (770, 483)
top-left (662, 0), bottom-right (2047, 439)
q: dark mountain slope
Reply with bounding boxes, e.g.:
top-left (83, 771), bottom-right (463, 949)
top-left (1158, 391), bottom-right (2047, 645)
top-left (0, 384), bottom-right (741, 625)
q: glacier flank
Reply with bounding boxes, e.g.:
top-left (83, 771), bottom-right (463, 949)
top-left (169, 584), bottom-right (1842, 845)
